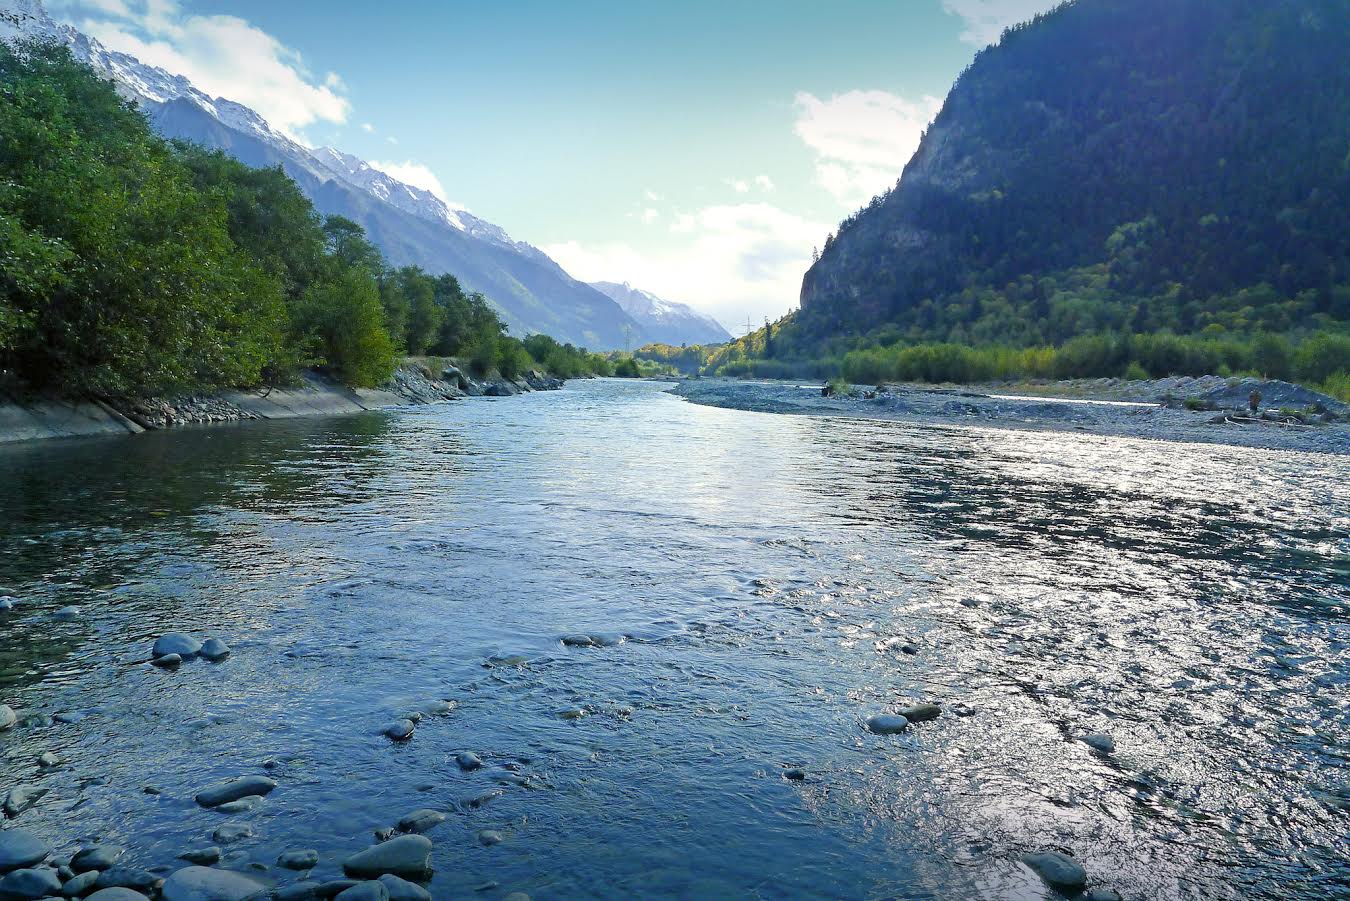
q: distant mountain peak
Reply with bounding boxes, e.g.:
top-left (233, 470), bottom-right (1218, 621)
top-left (589, 281), bottom-right (732, 345)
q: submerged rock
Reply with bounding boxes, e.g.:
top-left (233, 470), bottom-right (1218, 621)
top-left (865, 714), bottom-right (910, 735)
top-left (782, 768), bottom-right (807, 781)
top-left (160, 865), bottom-right (264, 901)
top-left (342, 835), bottom-right (432, 879)
top-left (396, 810), bottom-right (445, 835)
top-left (54, 606), bottom-right (80, 621)
top-left (152, 633), bottom-right (202, 658)
top-left (151, 654), bottom-right (182, 668)
top-left (211, 824), bottom-right (253, 845)
top-left (199, 638), bottom-right (231, 661)
top-left (383, 720), bottom-right (415, 741)
top-left (899, 703), bottom-right (942, 722)
top-left (476, 830), bottom-right (503, 847)
top-left (177, 848), bottom-right (221, 866)
top-left (560, 635), bottom-right (594, 647)
top-left (3, 786), bottom-right (46, 817)
top-left (1081, 733), bottom-right (1116, 753)
top-left (215, 795), bottom-right (265, 814)
top-left (278, 849), bottom-right (319, 870)
top-left (0, 829), bottom-right (49, 872)
top-left (455, 752), bottom-right (483, 771)
top-left (0, 867), bottom-right (62, 898)
top-left (194, 775), bottom-right (276, 808)
top-left (1022, 851), bottom-right (1088, 891)
top-left (36, 752), bottom-right (59, 768)
top-left (376, 875), bottom-right (430, 901)
top-left (71, 845), bottom-right (124, 872)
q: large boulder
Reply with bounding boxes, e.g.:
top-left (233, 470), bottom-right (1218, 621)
top-left (160, 866), bottom-right (266, 901)
top-left (1022, 851), bottom-right (1088, 891)
top-left (194, 775), bottom-right (276, 808)
top-left (0, 831), bottom-right (48, 873)
top-left (152, 633), bottom-right (202, 658)
top-left (0, 867), bottom-right (62, 898)
top-left (0, 705), bottom-right (15, 730)
top-left (342, 835), bottom-right (432, 880)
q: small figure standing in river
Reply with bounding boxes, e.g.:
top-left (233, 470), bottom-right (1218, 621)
top-left (1249, 390), bottom-right (1262, 414)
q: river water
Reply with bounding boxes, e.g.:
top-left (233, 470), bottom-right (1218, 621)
top-left (0, 379), bottom-right (1346, 900)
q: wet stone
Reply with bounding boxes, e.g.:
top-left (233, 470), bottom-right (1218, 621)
top-left (54, 606), bottom-right (80, 620)
top-left (315, 879), bottom-right (360, 897)
top-left (865, 714), bottom-right (910, 735)
top-left (195, 775), bottom-right (276, 808)
top-left (37, 752), bottom-right (59, 768)
top-left (177, 848), bottom-right (221, 866)
top-left (396, 810), bottom-right (445, 835)
top-left (160, 865), bottom-right (264, 901)
top-left (278, 849), bottom-right (319, 870)
top-left (62, 869), bottom-right (101, 895)
top-left (152, 633), bottom-right (201, 658)
top-left (783, 768), bottom-right (807, 781)
top-left (215, 795), bottom-right (265, 814)
top-left (0, 829), bottom-right (50, 872)
top-left (383, 720), bottom-right (415, 741)
top-left (272, 882), bottom-right (321, 901)
top-left (0, 866), bottom-right (62, 898)
top-left (212, 824), bottom-right (254, 845)
top-left (342, 835), bottom-right (432, 879)
top-left (335, 882), bottom-right (387, 901)
top-left (3, 786), bottom-right (46, 817)
top-left (93, 866), bottom-right (158, 892)
top-left (151, 654), bottom-right (182, 668)
top-left (560, 635), bottom-right (594, 647)
top-left (86, 890), bottom-right (151, 901)
top-left (477, 830), bottom-right (503, 847)
top-left (199, 638), bottom-right (231, 661)
top-left (71, 845), bottom-right (124, 873)
top-left (1081, 733), bottom-right (1116, 753)
top-left (1022, 851), bottom-right (1088, 891)
top-left (376, 875), bottom-right (430, 901)
top-left (455, 752), bottom-right (483, 771)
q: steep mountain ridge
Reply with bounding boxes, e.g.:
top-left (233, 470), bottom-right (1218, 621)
top-left (589, 282), bottom-right (732, 346)
top-left (793, 0), bottom-right (1350, 348)
top-left (1, 0), bottom-right (645, 349)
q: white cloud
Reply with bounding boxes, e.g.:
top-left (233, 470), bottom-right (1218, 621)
top-left (793, 89), bottom-right (943, 208)
top-left (369, 160), bottom-right (449, 202)
top-left (644, 189), bottom-right (662, 202)
top-left (386, 136), bottom-right (399, 145)
top-left (545, 201), bottom-right (828, 331)
top-left (941, 0), bottom-right (1060, 46)
top-left (754, 175), bottom-right (775, 192)
top-left (53, 0), bottom-right (349, 140)
top-left (360, 122), bottom-right (374, 133)
top-left (639, 208), bottom-right (659, 225)
top-left (725, 178), bottom-right (750, 194)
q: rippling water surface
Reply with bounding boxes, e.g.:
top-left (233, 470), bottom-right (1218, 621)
top-left (0, 379), bottom-right (1346, 900)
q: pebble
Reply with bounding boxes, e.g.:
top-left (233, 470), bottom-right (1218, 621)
top-left (212, 824), bottom-right (254, 845)
top-left (0, 705), bottom-right (16, 730)
top-left (865, 714), bottom-right (910, 735)
top-left (71, 845), bottom-right (124, 872)
top-left (0, 829), bottom-right (50, 872)
top-left (177, 848), bottom-right (221, 865)
top-left (377, 875), bottom-right (431, 901)
top-left (160, 865), bottom-right (264, 901)
top-left (199, 638), bottom-right (231, 661)
top-left (0, 866), bottom-right (62, 898)
top-left (54, 606), bottom-right (80, 620)
top-left (899, 703), bottom-right (942, 722)
top-left (477, 830), bottom-right (503, 847)
top-left (396, 810), bottom-right (446, 835)
top-left (278, 849), bottom-right (319, 870)
top-left (63, 869), bottom-right (101, 895)
top-left (86, 890), bottom-right (150, 901)
top-left (383, 720), bottom-right (415, 741)
top-left (1081, 733), bottom-right (1116, 753)
top-left (455, 752), bottom-right (483, 771)
top-left (151, 633), bottom-right (202, 658)
top-left (195, 775), bottom-right (277, 808)
top-left (342, 835), bottom-right (432, 879)
top-left (1022, 851), bottom-right (1088, 890)
top-left (151, 654), bottom-right (182, 668)
top-left (335, 882), bottom-right (387, 901)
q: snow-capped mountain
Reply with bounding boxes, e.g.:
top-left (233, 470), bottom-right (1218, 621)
top-left (1, 0), bottom-right (643, 350)
top-left (589, 282), bottom-right (732, 346)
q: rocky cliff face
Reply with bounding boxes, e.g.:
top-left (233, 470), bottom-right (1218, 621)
top-left (797, 0), bottom-right (1350, 340)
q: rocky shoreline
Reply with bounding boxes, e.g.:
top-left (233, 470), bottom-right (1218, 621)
top-left (670, 376), bottom-right (1350, 454)
top-left (0, 364), bottom-right (566, 445)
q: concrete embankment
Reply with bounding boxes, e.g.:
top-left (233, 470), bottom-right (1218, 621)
top-left (0, 363), bottom-right (563, 445)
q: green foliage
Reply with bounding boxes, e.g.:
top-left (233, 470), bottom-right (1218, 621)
top-left (612, 356), bottom-right (642, 378)
top-left (521, 333), bottom-right (611, 378)
top-left (290, 267), bottom-right (395, 387)
top-left (1292, 333), bottom-right (1350, 385)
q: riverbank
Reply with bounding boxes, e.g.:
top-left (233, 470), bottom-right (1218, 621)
top-left (0, 363), bottom-right (565, 445)
top-left (670, 375), bottom-right (1350, 454)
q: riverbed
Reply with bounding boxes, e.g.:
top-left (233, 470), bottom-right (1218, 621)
top-left (1, 379), bottom-right (1346, 899)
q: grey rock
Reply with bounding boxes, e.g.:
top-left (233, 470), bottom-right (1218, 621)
top-left (37, 752), bottom-right (59, 768)
top-left (454, 752), bottom-right (482, 771)
top-left (272, 881), bottom-right (320, 901)
top-left (53, 712), bottom-right (85, 725)
top-left (199, 639), bottom-right (231, 661)
top-left (382, 720), bottom-right (414, 742)
top-left (0, 599), bottom-right (13, 611)
top-left (1081, 733), bottom-right (1116, 753)
top-left (71, 845), bottom-right (124, 872)
top-left (3, 786), bottom-right (46, 817)
top-left (92, 866), bottom-right (158, 892)
top-left (178, 849), bottom-right (221, 866)
top-left (371, 828), bottom-right (396, 843)
top-left (395, 810), bottom-right (444, 835)
top-left (1084, 891), bottom-right (1123, 901)
top-left (341, 835), bottom-right (432, 879)
top-left (375, 875), bottom-right (430, 901)
top-left (313, 880), bottom-right (359, 898)
top-left (152, 633), bottom-right (202, 658)
top-left (151, 654), bottom-right (182, 668)
top-left (0, 706), bottom-right (15, 730)
top-left (560, 635), bottom-right (594, 647)
top-left (590, 633), bottom-right (625, 647)
top-left (782, 768), bottom-right (806, 781)
top-left (62, 869), bottom-right (100, 896)
top-left (556, 707), bottom-right (586, 720)
top-left (0, 866), bottom-right (62, 898)
top-left (899, 703), bottom-right (942, 722)
top-left (334, 883), bottom-right (387, 901)
top-left (460, 790), bottom-right (503, 810)
top-left (1022, 851), bottom-right (1088, 890)
top-left (85, 890), bottom-right (151, 901)
top-left (476, 830), bottom-right (503, 847)
top-left (0, 830), bottom-right (49, 872)
top-left (865, 714), bottom-right (910, 735)
top-left (215, 795), bottom-right (265, 814)
top-left (54, 606), bottom-right (80, 620)
top-left (277, 850), bottom-right (318, 871)
top-left (211, 824), bottom-right (253, 845)
top-left (195, 775), bottom-right (277, 808)
top-left (159, 865), bottom-right (264, 901)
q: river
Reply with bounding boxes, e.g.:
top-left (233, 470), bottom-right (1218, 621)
top-left (0, 379), bottom-right (1346, 900)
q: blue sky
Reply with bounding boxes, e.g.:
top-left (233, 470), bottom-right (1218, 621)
top-left (48, 0), bottom-right (1056, 331)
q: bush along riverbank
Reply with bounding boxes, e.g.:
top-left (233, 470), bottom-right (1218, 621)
top-left (0, 362), bottom-right (568, 445)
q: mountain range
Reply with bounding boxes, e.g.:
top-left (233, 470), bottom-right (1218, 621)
top-left (2, 0), bottom-right (729, 350)
top-left (589, 282), bottom-right (732, 346)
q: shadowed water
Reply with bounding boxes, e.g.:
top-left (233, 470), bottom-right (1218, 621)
top-left (0, 379), bottom-right (1346, 899)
